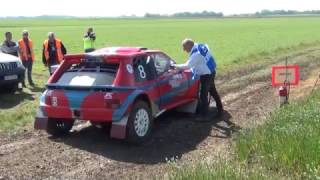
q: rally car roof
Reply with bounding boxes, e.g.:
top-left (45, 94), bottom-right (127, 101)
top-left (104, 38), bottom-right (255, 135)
top-left (64, 47), bottom-right (162, 63)
top-left (88, 47), bottom-right (162, 56)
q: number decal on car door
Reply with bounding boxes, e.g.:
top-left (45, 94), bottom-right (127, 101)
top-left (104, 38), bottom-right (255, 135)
top-left (138, 65), bottom-right (146, 79)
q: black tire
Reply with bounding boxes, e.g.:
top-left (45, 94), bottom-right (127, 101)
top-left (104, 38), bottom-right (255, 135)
top-left (127, 101), bottom-right (153, 144)
top-left (196, 85), bottom-right (211, 114)
top-left (2, 83), bottom-right (18, 93)
top-left (196, 86), bottom-right (201, 114)
top-left (101, 123), bottom-right (112, 133)
top-left (46, 118), bottom-right (74, 137)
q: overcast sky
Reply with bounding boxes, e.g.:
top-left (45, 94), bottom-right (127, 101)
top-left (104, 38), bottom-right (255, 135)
top-left (0, 0), bottom-right (319, 17)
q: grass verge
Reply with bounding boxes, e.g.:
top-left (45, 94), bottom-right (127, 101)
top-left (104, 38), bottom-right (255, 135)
top-left (0, 73), bottom-right (47, 133)
top-left (167, 160), bottom-right (274, 180)
top-left (236, 90), bottom-right (320, 179)
top-left (169, 90), bottom-right (320, 179)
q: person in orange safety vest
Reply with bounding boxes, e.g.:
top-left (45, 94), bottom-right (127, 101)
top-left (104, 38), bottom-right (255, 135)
top-left (18, 30), bottom-right (35, 87)
top-left (42, 32), bottom-right (67, 75)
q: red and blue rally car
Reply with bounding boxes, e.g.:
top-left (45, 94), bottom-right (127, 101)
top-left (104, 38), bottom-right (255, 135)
top-left (34, 47), bottom-right (200, 143)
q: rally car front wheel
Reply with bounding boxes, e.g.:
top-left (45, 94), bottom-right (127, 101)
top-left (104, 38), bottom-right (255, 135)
top-left (46, 118), bottom-right (74, 137)
top-left (127, 101), bottom-right (153, 144)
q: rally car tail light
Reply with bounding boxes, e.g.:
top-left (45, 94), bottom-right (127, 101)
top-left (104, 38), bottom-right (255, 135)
top-left (45, 90), bottom-right (53, 105)
top-left (45, 90), bottom-right (58, 107)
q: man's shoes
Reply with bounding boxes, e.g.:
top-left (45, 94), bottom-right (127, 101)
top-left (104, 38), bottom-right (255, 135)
top-left (22, 83), bottom-right (27, 88)
top-left (29, 82), bottom-right (35, 87)
top-left (194, 116), bottom-right (210, 122)
top-left (215, 110), bottom-right (224, 118)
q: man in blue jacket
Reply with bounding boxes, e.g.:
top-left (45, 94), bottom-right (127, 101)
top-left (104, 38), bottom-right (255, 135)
top-left (175, 39), bottom-right (223, 121)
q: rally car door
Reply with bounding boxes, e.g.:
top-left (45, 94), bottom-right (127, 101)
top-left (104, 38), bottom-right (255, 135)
top-left (132, 55), bottom-right (160, 106)
top-left (152, 52), bottom-right (189, 110)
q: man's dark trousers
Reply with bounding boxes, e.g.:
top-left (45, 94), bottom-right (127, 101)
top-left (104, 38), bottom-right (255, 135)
top-left (22, 59), bottom-right (34, 85)
top-left (199, 71), bottom-right (223, 116)
top-left (209, 72), bottom-right (223, 112)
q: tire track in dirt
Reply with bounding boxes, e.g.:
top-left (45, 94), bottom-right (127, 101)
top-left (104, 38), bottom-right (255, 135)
top-left (1, 47), bottom-right (320, 179)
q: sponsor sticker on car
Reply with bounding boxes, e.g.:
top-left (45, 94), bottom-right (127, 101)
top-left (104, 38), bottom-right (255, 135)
top-left (169, 74), bottom-right (183, 88)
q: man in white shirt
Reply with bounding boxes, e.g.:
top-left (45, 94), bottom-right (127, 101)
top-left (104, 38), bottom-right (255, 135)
top-left (174, 39), bottom-right (223, 121)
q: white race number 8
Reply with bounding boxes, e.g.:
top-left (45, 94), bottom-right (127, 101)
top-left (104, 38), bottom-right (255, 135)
top-left (138, 65), bottom-right (146, 79)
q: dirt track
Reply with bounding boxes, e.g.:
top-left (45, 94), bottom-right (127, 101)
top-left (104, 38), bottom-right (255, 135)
top-left (1, 47), bottom-right (320, 180)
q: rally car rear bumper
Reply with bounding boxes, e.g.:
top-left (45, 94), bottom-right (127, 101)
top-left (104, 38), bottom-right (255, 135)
top-left (34, 107), bottom-right (129, 139)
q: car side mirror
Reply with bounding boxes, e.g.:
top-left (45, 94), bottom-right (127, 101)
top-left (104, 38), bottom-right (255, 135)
top-left (169, 60), bottom-right (176, 70)
top-left (169, 60), bottom-right (176, 69)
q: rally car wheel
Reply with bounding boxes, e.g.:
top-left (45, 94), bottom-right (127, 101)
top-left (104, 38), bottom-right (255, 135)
top-left (196, 86), bottom-right (211, 114)
top-left (46, 118), bottom-right (74, 137)
top-left (127, 101), bottom-right (153, 144)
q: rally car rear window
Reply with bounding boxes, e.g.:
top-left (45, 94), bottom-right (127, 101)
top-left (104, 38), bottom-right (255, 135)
top-left (56, 63), bottom-right (118, 86)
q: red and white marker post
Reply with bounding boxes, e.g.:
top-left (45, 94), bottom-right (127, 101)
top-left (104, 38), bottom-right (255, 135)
top-left (272, 58), bottom-right (300, 107)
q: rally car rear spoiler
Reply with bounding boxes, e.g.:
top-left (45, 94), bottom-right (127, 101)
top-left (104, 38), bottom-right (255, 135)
top-left (46, 84), bottom-right (136, 92)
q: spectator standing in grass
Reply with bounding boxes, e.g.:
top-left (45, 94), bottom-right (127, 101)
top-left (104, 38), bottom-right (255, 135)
top-left (83, 27), bottom-right (96, 53)
top-left (42, 32), bottom-right (67, 75)
top-left (1, 32), bottom-right (19, 57)
top-left (18, 30), bottom-right (35, 87)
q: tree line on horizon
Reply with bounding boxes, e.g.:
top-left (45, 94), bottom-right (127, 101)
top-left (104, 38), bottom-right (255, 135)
top-left (144, 10), bottom-right (320, 18)
top-left (144, 11), bottom-right (224, 18)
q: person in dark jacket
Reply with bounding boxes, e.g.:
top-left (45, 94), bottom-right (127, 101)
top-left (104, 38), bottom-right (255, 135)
top-left (1, 32), bottom-right (19, 57)
top-left (42, 32), bottom-right (67, 75)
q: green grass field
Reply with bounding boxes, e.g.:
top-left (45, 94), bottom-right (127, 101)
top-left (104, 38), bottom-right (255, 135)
top-left (1, 17), bottom-right (320, 73)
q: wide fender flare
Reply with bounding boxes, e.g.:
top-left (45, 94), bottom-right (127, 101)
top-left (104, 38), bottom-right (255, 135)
top-left (112, 90), bottom-right (155, 122)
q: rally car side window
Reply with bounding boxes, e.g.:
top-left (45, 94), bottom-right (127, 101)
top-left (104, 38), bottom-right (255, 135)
top-left (153, 53), bottom-right (171, 75)
top-left (133, 55), bottom-right (157, 82)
